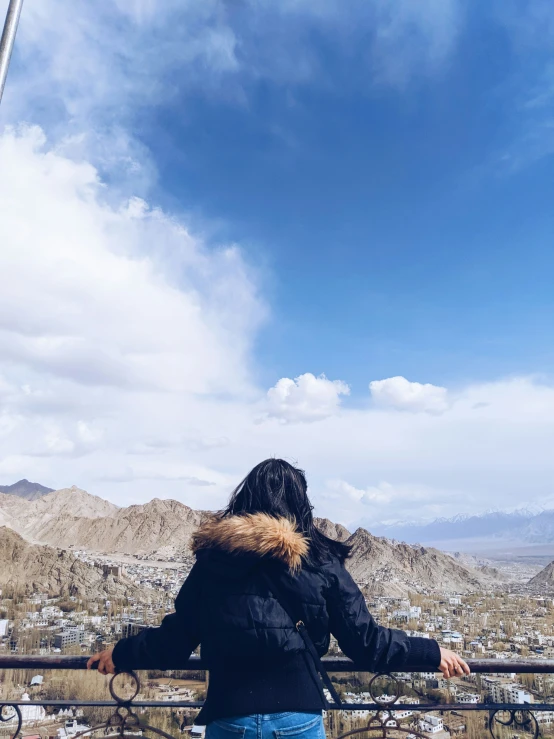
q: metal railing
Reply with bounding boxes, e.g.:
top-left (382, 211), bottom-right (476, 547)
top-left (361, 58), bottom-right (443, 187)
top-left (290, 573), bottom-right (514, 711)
top-left (0, 656), bottom-right (553, 739)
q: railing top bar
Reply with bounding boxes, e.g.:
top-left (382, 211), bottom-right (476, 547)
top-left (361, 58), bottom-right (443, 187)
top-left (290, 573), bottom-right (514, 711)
top-left (1, 700), bottom-right (553, 712)
top-left (0, 655), bottom-right (553, 673)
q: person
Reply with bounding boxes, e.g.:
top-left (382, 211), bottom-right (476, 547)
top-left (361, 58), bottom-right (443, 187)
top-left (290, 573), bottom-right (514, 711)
top-left (88, 459), bottom-right (469, 738)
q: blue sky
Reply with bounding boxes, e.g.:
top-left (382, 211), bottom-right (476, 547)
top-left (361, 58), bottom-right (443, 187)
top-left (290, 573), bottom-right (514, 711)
top-left (2, 0), bottom-right (554, 524)
top-left (118, 1), bottom-right (554, 392)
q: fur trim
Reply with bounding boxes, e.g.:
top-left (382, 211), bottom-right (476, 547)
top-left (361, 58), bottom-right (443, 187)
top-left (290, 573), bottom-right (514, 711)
top-left (191, 513), bottom-right (309, 572)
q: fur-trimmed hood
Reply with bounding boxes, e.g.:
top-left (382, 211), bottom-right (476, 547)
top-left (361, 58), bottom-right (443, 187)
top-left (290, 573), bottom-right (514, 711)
top-left (191, 513), bottom-right (309, 572)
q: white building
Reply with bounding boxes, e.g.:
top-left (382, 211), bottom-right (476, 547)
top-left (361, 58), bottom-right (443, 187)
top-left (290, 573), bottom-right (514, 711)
top-left (490, 683), bottom-right (532, 704)
top-left (4, 694), bottom-right (46, 725)
top-left (41, 606), bottom-right (62, 617)
top-left (419, 715), bottom-right (444, 734)
top-left (535, 712), bottom-right (554, 727)
top-left (457, 693), bottom-right (480, 704)
top-left (57, 719), bottom-right (92, 739)
top-left (441, 630), bottom-right (463, 645)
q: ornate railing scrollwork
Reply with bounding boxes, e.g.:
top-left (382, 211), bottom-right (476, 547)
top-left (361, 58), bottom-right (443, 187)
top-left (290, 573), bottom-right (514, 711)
top-left (334, 672), bottom-right (431, 739)
top-left (334, 714), bottom-right (430, 739)
top-left (0, 658), bottom-right (554, 739)
top-left (0, 704), bottom-right (22, 739)
top-left (62, 672), bottom-right (179, 739)
top-left (488, 708), bottom-right (539, 739)
top-left (368, 672), bottom-right (403, 707)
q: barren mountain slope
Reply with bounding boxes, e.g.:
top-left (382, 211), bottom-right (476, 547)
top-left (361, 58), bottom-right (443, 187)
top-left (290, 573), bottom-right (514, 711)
top-left (30, 498), bottom-right (204, 554)
top-left (0, 527), bottom-right (144, 599)
top-left (314, 517), bottom-right (351, 541)
top-left (528, 561), bottom-right (554, 587)
top-left (345, 528), bottom-right (499, 597)
top-left (28, 486), bottom-right (119, 518)
top-left (6, 487), bottom-right (120, 543)
top-left (0, 496), bottom-right (17, 529)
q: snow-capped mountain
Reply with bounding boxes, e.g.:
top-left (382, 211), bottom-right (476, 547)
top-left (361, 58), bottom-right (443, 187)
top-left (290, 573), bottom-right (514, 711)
top-left (359, 507), bottom-right (554, 548)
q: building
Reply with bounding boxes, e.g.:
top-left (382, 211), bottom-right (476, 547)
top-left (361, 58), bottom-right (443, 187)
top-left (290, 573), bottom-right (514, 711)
top-left (54, 629), bottom-right (82, 649)
top-left (102, 564), bottom-right (125, 578)
top-left (457, 693), bottom-right (480, 704)
top-left (441, 630), bottom-right (463, 646)
top-left (490, 683), bottom-right (532, 704)
top-left (393, 606), bottom-right (422, 622)
top-left (535, 711), bottom-right (554, 727)
top-left (419, 715), bottom-right (444, 734)
top-left (57, 719), bottom-right (92, 739)
top-left (3, 694), bottom-right (46, 726)
top-left (122, 622), bottom-right (148, 639)
top-left (41, 606), bottom-right (62, 618)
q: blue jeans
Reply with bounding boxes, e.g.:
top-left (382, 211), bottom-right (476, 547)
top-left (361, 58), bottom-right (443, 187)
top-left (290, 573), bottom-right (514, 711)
top-left (205, 713), bottom-right (325, 739)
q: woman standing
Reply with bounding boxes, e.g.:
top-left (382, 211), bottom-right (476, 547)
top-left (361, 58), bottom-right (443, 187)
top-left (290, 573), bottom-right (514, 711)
top-left (88, 459), bottom-right (469, 738)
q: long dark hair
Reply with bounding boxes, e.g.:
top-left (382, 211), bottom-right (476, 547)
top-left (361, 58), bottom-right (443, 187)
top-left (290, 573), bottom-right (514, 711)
top-left (222, 458), bottom-right (351, 564)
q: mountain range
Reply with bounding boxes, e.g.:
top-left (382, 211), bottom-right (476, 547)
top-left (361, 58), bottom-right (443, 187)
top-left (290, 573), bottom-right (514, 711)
top-left (367, 508), bottom-right (554, 549)
top-left (0, 479), bottom-right (54, 501)
top-left (0, 484), bottom-right (505, 596)
top-left (0, 487), bottom-right (203, 554)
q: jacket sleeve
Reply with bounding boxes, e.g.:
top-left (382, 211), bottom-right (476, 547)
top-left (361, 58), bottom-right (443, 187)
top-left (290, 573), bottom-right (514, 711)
top-left (325, 559), bottom-right (441, 672)
top-left (112, 561), bottom-right (202, 671)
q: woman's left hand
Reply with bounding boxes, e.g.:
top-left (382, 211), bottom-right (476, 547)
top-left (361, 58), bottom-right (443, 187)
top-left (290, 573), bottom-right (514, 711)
top-left (87, 645), bottom-right (116, 674)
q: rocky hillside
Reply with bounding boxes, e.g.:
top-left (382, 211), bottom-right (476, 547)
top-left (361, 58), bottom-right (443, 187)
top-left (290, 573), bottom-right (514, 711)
top-left (64, 498), bottom-right (203, 555)
top-left (0, 479), bottom-right (54, 501)
top-left (0, 487), bottom-right (119, 544)
top-left (345, 528), bottom-right (500, 597)
top-left (314, 517), bottom-right (351, 541)
top-left (528, 561), bottom-right (554, 587)
top-left (449, 551), bottom-right (503, 579)
top-left (0, 491), bottom-right (202, 555)
top-left (0, 527), bottom-right (144, 599)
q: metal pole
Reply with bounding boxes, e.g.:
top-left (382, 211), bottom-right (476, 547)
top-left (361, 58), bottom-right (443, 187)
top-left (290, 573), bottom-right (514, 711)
top-left (0, 0), bottom-right (24, 105)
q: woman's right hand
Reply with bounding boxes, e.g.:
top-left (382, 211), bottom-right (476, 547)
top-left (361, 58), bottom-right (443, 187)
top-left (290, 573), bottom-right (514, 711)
top-left (439, 648), bottom-right (470, 679)
top-left (87, 645), bottom-right (116, 675)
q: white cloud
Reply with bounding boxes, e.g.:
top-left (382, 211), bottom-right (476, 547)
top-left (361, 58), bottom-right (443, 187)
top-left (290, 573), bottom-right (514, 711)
top-left (95, 468), bottom-right (217, 487)
top-left (325, 479), bottom-right (451, 525)
top-left (0, 126), bottom-right (262, 397)
top-left (369, 376), bottom-right (449, 413)
top-left (327, 479), bottom-right (395, 505)
top-left (266, 373), bottom-right (350, 423)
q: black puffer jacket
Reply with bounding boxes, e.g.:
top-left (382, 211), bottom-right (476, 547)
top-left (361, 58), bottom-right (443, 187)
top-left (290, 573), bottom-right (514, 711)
top-left (113, 514), bottom-right (441, 724)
